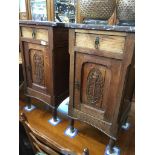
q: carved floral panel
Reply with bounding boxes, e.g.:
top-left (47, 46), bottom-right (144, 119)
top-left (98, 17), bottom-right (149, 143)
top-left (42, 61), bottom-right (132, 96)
top-left (30, 50), bottom-right (45, 86)
top-left (81, 63), bottom-right (106, 108)
top-left (86, 68), bottom-right (104, 105)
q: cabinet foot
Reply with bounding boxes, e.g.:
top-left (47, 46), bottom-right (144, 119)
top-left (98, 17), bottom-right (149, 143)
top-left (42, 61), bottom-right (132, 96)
top-left (105, 145), bottom-right (120, 155)
top-left (52, 107), bottom-right (58, 122)
top-left (121, 122), bottom-right (130, 130)
top-left (48, 117), bottom-right (61, 126)
top-left (64, 119), bottom-right (78, 138)
top-left (24, 97), bottom-right (36, 112)
top-left (105, 139), bottom-right (120, 155)
top-left (48, 107), bottom-right (62, 126)
top-left (24, 104), bottom-right (36, 112)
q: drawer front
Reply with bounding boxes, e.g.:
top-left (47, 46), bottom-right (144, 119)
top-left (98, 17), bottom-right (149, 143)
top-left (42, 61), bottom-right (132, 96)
top-left (21, 27), bottom-right (48, 42)
top-left (75, 32), bottom-right (125, 54)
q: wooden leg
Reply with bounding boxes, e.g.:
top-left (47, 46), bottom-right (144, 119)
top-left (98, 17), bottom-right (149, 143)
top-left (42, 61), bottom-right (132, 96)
top-left (64, 118), bottom-right (78, 137)
top-left (53, 107), bottom-right (57, 122)
top-left (122, 116), bottom-right (130, 130)
top-left (108, 138), bottom-right (115, 154)
top-left (124, 116), bottom-right (128, 124)
top-left (26, 97), bottom-right (32, 109)
top-left (70, 119), bottom-right (75, 133)
top-left (48, 107), bottom-right (61, 126)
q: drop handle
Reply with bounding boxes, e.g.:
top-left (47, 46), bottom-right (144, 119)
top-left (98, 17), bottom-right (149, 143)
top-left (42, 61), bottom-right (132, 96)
top-left (95, 37), bottom-right (100, 49)
top-left (32, 28), bottom-right (36, 39)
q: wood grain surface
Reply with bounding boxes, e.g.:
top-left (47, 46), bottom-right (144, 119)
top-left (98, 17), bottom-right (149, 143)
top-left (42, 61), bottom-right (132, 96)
top-left (21, 27), bottom-right (49, 42)
top-left (19, 98), bottom-right (135, 155)
top-left (75, 32), bottom-right (125, 53)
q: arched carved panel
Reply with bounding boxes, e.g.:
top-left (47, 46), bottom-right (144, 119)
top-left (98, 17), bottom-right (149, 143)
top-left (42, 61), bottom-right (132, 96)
top-left (86, 68), bottom-right (104, 105)
top-left (81, 63), bottom-right (107, 108)
top-left (30, 49), bottom-right (45, 86)
top-left (33, 53), bottom-right (44, 85)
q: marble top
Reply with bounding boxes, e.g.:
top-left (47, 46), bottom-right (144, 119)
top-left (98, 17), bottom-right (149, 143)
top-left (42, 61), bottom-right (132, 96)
top-left (19, 20), bottom-right (57, 27)
top-left (65, 23), bottom-right (135, 32)
top-left (19, 20), bottom-right (135, 33)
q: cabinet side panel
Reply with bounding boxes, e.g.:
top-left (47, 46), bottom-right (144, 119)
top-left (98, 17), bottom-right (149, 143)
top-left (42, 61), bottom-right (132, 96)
top-left (118, 52), bottom-right (135, 125)
top-left (110, 33), bottom-right (135, 137)
top-left (53, 28), bottom-right (69, 104)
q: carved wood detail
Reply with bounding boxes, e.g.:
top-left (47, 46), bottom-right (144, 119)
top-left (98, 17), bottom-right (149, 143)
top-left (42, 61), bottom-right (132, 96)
top-left (33, 51), bottom-right (44, 85)
top-left (86, 68), bottom-right (104, 106)
top-left (71, 109), bottom-right (113, 139)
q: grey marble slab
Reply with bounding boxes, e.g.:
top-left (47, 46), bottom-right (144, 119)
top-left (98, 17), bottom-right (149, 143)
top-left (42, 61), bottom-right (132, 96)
top-left (19, 20), bottom-right (135, 33)
top-left (65, 23), bottom-right (135, 32)
top-left (19, 20), bottom-right (57, 27)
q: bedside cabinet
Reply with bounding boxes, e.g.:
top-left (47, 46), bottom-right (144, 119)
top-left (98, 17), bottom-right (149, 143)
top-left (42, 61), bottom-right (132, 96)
top-left (19, 21), bottom-right (69, 122)
top-left (68, 28), bottom-right (135, 153)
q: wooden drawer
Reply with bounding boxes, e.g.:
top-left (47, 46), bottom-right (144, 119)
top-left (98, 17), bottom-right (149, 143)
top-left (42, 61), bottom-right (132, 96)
top-left (21, 27), bottom-right (48, 42)
top-left (75, 30), bottom-right (126, 54)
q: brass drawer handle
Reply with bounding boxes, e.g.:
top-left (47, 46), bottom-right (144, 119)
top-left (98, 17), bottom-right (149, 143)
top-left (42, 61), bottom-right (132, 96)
top-left (32, 28), bottom-right (36, 39)
top-left (95, 37), bottom-right (100, 49)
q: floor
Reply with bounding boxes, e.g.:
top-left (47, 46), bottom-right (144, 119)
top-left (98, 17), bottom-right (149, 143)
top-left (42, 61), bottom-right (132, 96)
top-left (19, 94), bottom-right (135, 155)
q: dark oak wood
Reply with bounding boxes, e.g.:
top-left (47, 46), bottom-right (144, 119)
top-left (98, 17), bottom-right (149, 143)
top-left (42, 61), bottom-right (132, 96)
top-left (68, 28), bottom-right (135, 149)
top-left (20, 23), bottom-right (69, 119)
top-left (69, 119), bottom-right (75, 133)
top-left (108, 138), bottom-right (116, 154)
top-left (19, 99), bottom-right (135, 155)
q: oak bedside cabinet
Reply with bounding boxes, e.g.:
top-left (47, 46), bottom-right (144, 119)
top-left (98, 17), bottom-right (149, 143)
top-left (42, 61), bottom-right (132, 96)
top-left (66, 25), bottom-right (135, 154)
top-left (19, 20), bottom-right (69, 125)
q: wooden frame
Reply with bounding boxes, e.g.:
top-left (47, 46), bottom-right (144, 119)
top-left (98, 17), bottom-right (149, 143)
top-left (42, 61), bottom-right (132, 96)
top-left (19, 0), bottom-right (29, 20)
top-left (27, 0), bottom-right (54, 21)
top-left (76, 0), bottom-right (82, 23)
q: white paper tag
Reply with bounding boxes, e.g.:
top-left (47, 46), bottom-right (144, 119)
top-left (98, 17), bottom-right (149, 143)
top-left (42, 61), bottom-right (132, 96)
top-left (41, 40), bottom-right (47, 45)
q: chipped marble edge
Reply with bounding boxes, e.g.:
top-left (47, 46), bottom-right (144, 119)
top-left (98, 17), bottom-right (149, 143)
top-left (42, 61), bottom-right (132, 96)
top-left (19, 20), bottom-right (58, 27)
top-left (19, 20), bottom-right (135, 32)
top-left (65, 23), bottom-right (135, 32)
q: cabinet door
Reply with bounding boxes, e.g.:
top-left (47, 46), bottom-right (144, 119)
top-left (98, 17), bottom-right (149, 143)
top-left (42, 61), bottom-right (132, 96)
top-left (23, 42), bottom-right (52, 96)
top-left (73, 52), bottom-right (122, 123)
